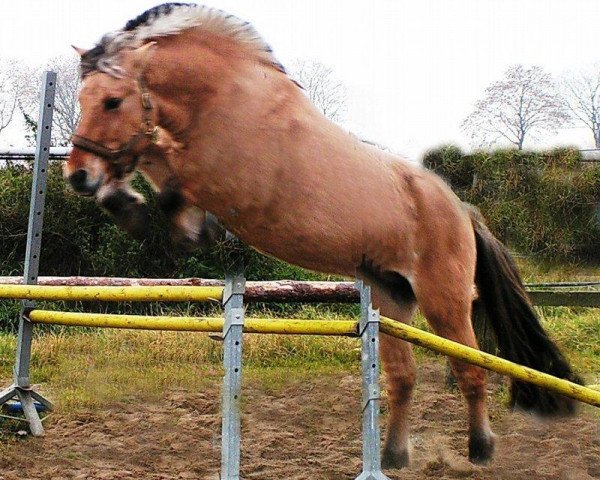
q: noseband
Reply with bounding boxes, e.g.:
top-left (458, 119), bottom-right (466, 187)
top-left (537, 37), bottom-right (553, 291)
top-left (71, 76), bottom-right (159, 174)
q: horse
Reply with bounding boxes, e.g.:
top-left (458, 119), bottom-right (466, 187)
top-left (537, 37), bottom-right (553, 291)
top-left (64, 3), bottom-right (581, 469)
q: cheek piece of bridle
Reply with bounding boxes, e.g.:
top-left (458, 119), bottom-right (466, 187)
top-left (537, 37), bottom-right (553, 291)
top-left (71, 76), bottom-right (159, 177)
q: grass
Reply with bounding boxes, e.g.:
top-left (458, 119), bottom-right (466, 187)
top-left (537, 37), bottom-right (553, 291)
top-left (538, 306), bottom-right (600, 376)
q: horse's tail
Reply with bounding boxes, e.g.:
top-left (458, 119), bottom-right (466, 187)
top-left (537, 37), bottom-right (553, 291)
top-left (467, 205), bottom-right (582, 416)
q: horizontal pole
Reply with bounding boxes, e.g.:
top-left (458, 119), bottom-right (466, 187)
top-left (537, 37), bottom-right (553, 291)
top-left (27, 310), bottom-right (358, 336)
top-left (379, 317), bottom-right (600, 408)
top-left (23, 309), bottom-right (600, 406)
top-left (0, 277), bottom-right (360, 303)
top-left (0, 285), bottom-right (224, 303)
top-left (527, 290), bottom-right (600, 307)
top-left (0, 147), bottom-right (71, 157)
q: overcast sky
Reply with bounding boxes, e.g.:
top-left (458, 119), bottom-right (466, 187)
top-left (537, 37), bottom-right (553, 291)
top-left (1, 0), bottom-right (599, 159)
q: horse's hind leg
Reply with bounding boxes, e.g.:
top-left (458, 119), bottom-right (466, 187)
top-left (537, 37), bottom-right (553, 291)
top-left (367, 280), bottom-right (418, 469)
top-left (413, 276), bottom-right (496, 464)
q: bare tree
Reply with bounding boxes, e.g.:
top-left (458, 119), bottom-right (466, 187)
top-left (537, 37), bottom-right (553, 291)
top-left (12, 63), bottom-right (40, 146)
top-left (560, 68), bottom-right (600, 148)
top-left (288, 59), bottom-right (347, 123)
top-left (16, 55), bottom-right (81, 146)
top-left (462, 65), bottom-right (569, 150)
top-left (49, 55), bottom-right (81, 144)
top-left (0, 58), bottom-right (18, 138)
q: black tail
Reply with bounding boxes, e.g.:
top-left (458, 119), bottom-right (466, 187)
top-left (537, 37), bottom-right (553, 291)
top-left (468, 206), bottom-right (582, 416)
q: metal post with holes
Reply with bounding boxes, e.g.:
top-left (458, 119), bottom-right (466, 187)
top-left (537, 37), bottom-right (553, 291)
top-left (220, 235), bottom-right (246, 480)
top-left (355, 281), bottom-right (390, 480)
top-left (0, 72), bottom-right (56, 435)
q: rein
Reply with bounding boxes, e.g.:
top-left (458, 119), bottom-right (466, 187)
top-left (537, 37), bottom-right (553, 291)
top-left (71, 75), bottom-right (159, 173)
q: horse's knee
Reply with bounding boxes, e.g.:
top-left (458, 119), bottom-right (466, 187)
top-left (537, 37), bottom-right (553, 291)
top-left (169, 207), bottom-right (224, 250)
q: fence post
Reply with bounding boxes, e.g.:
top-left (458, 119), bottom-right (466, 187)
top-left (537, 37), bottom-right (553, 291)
top-left (220, 236), bottom-right (246, 479)
top-left (0, 72), bottom-right (56, 435)
top-left (356, 281), bottom-right (390, 480)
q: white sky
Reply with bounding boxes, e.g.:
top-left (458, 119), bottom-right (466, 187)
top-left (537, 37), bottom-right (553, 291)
top-left (1, 0), bottom-right (599, 159)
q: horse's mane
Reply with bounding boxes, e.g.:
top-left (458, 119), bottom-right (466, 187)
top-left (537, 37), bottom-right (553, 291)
top-left (80, 3), bottom-right (285, 78)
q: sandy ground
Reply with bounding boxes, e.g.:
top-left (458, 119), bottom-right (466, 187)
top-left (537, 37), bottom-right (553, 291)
top-left (0, 362), bottom-right (598, 480)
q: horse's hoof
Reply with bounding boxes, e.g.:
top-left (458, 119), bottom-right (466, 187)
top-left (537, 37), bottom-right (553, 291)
top-left (112, 204), bottom-right (151, 240)
top-left (468, 431), bottom-right (496, 465)
top-left (381, 447), bottom-right (410, 470)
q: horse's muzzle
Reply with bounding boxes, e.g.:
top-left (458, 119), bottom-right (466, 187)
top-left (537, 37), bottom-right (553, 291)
top-left (68, 169), bottom-right (103, 196)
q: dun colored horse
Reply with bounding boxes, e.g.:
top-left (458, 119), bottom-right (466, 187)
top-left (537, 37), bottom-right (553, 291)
top-left (65, 3), bottom-right (581, 469)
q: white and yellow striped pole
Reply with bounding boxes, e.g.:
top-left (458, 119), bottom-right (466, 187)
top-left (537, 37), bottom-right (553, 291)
top-left (0, 285), bottom-right (224, 303)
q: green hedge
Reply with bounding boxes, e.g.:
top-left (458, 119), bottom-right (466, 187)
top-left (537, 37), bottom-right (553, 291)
top-left (0, 162), bottom-right (326, 281)
top-left (423, 146), bottom-right (600, 258)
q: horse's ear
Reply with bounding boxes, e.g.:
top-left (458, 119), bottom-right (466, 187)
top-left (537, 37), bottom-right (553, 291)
top-left (129, 42), bottom-right (157, 73)
top-left (72, 45), bottom-right (88, 57)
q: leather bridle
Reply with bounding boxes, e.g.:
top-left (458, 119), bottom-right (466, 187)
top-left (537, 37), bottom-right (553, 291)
top-left (71, 75), bottom-right (159, 175)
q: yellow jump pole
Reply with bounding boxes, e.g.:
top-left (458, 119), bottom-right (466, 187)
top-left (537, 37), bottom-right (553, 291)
top-left (379, 316), bottom-right (600, 408)
top-left (0, 285), bottom-right (224, 303)
top-left (26, 310), bottom-right (358, 336)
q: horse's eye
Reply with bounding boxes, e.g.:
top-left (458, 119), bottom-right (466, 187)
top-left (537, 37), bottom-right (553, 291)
top-left (104, 97), bottom-right (122, 110)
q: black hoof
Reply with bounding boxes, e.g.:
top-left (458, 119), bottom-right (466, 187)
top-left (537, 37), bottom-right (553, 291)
top-left (100, 191), bottom-right (150, 240)
top-left (468, 431), bottom-right (496, 465)
top-left (157, 182), bottom-right (184, 216)
top-left (382, 447), bottom-right (410, 470)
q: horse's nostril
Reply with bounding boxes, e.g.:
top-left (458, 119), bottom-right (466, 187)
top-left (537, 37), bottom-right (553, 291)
top-left (69, 169), bottom-right (95, 195)
top-left (70, 169), bottom-right (87, 186)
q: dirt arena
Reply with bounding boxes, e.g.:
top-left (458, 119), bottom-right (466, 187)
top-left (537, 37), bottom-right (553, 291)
top-left (1, 362), bottom-right (598, 479)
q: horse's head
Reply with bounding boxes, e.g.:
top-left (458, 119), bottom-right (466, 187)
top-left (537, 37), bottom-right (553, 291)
top-left (65, 43), bottom-right (158, 196)
top-left (66, 41), bottom-right (225, 247)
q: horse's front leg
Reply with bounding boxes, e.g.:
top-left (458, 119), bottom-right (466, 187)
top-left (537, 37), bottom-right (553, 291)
top-left (96, 181), bottom-right (150, 240)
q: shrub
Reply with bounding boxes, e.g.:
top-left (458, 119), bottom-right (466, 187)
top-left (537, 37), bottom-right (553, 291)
top-left (424, 145), bottom-right (600, 258)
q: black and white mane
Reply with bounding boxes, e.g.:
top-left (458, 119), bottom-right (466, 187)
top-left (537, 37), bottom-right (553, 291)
top-left (80, 3), bottom-right (285, 78)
